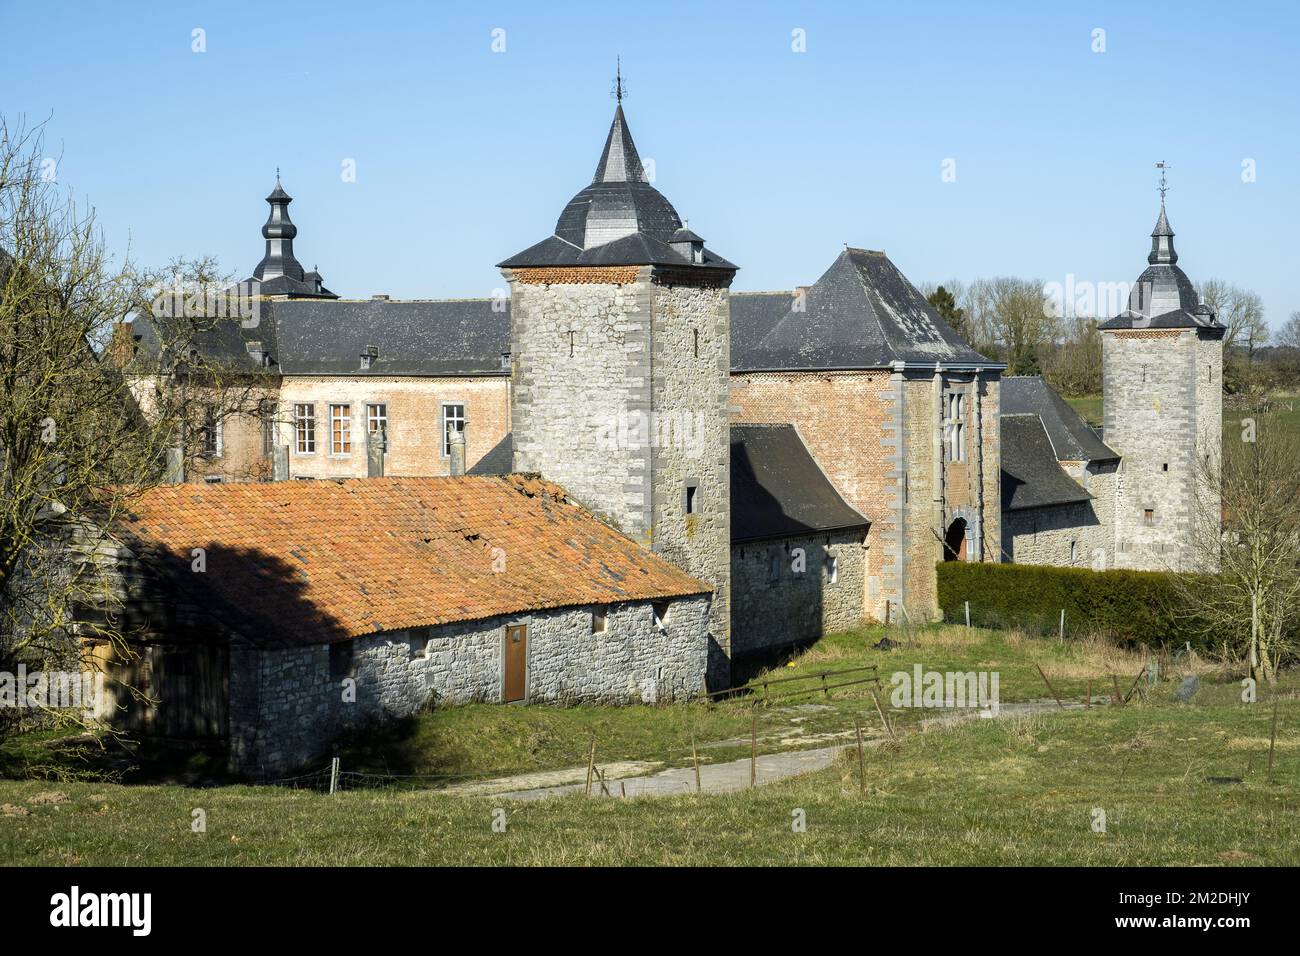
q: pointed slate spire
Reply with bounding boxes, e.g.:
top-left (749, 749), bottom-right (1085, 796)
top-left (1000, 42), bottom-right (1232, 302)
top-left (592, 104), bottom-right (647, 184)
top-left (253, 173), bottom-right (306, 282)
top-left (1148, 202), bottom-right (1178, 265)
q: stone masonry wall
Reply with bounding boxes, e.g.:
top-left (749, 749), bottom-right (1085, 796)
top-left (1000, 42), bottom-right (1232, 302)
top-left (1104, 330), bottom-right (1199, 571)
top-left (730, 531), bottom-right (866, 657)
top-left (229, 595), bottom-right (711, 777)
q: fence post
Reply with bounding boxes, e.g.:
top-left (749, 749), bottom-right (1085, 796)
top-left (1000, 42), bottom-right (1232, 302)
top-left (1059, 608), bottom-right (1065, 642)
top-left (329, 757), bottom-right (340, 796)
top-left (1035, 663), bottom-right (1064, 710)
top-left (965, 600), bottom-right (971, 630)
top-left (855, 717), bottom-right (866, 795)
top-left (750, 706), bottom-right (758, 788)
top-left (691, 733), bottom-right (702, 793)
top-left (585, 737), bottom-right (596, 795)
top-left (1268, 700), bottom-right (1279, 780)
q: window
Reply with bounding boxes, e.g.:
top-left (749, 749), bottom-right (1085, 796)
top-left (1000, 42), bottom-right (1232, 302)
top-left (200, 405), bottom-right (221, 458)
top-left (1161, 462), bottom-right (1168, 472)
top-left (441, 403), bottom-right (466, 457)
top-left (408, 626), bottom-right (430, 660)
top-left (685, 482), bottom-right (699, 515)
top-left (946, 391), bottom-right (966, 462)
top-left (330, 404), bottom-right (352, 456)
top-left (1069, 540), bottom-right (1078, 563)
top-left (260, 400), bottom-right (276, 457)
top-left (826, 554), bottom-right (839, 585)
top-left (329, 641), bottom-right (354, 681)
top-left (367, 403), bottom-right (389, 453)
top-left (294, 404), bottom-right (316, 454)
top-left (767, 547), bottom-right (782, 586)
top-left (592, 606), bottom-right (607, 634)
top-left (1143, 508), bottom-right (1155, 527)
top-left (652, 601), bottom-right (670, 631)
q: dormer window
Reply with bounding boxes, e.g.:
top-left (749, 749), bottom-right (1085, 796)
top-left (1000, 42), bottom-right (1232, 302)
top-left (360, 345), bottom-right (378, 370)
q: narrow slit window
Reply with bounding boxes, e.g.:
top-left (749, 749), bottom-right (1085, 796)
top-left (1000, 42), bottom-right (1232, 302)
top-left (1143, 508), bottom-right (1155, 526)
top-left (592, 606), bottom-right (607, 634)
top-left (685, 482), bottom-right (698, 515)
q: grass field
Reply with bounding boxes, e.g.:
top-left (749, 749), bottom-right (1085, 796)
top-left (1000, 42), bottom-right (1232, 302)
top-left (2, 625), bottom-right (1296, 865)
top-left (1065, 392), bottom-right (1300, 442)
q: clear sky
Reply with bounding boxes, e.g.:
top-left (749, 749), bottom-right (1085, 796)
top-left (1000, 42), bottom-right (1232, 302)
top-left (3, 0), bottom-right (1298, 327)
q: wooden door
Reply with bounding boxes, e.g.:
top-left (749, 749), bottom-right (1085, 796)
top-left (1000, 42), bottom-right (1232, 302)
top-left (504, 625), bottom-right (527, 703)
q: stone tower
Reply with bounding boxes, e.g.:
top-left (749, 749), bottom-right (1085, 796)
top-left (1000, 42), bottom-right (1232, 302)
top-left (1100, 201), bottom-right (1225, 571)
top-left (498, 97), bottom-right (737, 687)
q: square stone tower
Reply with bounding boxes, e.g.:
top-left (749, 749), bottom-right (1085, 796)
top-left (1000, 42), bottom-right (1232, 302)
top-left (499, 99), bottom-right (737, 688)
top-left (1100, 203), bottom-right (1225, 571)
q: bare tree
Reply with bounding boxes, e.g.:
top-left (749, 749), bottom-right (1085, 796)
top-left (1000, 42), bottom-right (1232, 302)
top-left (1198, 279), bottom-right (1267, 356)
top-left (961, 277), bottom-right (1056, 376)
top-left (0, 116), bottom-right (270, 739)
top-left (1274, 310), bottom-right (1300, 349)
top-left (1176, 424), bottom-right (1300, 683)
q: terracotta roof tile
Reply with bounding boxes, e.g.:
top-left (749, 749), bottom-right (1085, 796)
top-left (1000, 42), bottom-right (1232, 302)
top-left (119, 476), bottom-right (709, 646)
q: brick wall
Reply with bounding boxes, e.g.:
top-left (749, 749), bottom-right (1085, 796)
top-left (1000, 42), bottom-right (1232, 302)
top-left (275, 375), bottom-right (510, 479)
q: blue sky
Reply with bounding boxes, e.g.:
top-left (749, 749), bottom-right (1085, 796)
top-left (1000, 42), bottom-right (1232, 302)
top-left (3, 0), bottom-right (1298, 327)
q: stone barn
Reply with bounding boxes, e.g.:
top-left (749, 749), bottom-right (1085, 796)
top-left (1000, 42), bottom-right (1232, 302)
top-left (92, 475), bottom-right (712, 777)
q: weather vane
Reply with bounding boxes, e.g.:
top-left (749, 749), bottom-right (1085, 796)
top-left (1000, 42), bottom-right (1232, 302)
top-left (1156, 161), bottom-right (1170, 203)
top-left (612, 58), bottom-right (625, 104)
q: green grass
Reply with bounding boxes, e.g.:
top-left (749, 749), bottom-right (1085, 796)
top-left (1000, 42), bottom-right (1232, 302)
top-left (2, 699), bottom-right (1294, 866)
top-left (1065, 392), bottom-right (1300, 442)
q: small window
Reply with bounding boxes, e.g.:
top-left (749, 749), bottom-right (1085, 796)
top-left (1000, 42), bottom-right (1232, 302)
top-left (945, 391), bottom-right (966, 463)
top-left (367, 403), bottom-right (389, 453)
top-left (294, 404), bottom-right (316, 454)
top-left (1069, 540), bottom-right (1078, 563)
top-left (442, 403), bottom-right (466, 457)
top-left (652, 601), bottom-right (670, 630)
top-left (1161, 462), bottom-right (1168, 472)
top-left (767, 548), bottom-right (782, 586)
top-left (685, 482), bottom-right (699, 515)
top-left (1143, 508), bottom-right (1155, 527)
top-left (329, 641), bottom-right (354, 681)
top-left (409, 626), bottom-right (430, 660)
top-left (693, 328), bottom-right (700, 357)
top-left (592, 606), bottom-right (607, 634)
top-left (200, 405), bottom-right (221, 458)
top-left (826, 554), bottom-right (839, 585)
top-left (260, 400), bottom-right (276, 457)
top-left (330, 404), bottom-right (352, 456)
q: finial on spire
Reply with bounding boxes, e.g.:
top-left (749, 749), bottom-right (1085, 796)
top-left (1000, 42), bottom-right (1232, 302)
top-left (612, 58), bottom-right (625, 104)
top-left (1156, 160), bottom-right (1170, 204)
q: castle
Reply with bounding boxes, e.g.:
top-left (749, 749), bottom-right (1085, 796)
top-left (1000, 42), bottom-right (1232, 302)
top-left (109, 91), bottom-right (1224, 766)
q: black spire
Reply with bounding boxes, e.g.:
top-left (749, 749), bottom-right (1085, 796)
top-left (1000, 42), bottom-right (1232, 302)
top-left (253, 174), bottom-right (305, 282)
top-left (1148, 202), bottom-right (1178, 265)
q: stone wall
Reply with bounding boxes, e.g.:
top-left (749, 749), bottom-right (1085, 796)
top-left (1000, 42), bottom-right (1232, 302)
top-left (1002, 501), bottom-right (1101, 567)
top-left (730, 531), bottom-right (866, 657)
top-left (1103, 329), bottom-right (1214, 571)
top-left (507, 268), bottom-right (732, 687)
top-left (228, 595), bottom-right (711, 777)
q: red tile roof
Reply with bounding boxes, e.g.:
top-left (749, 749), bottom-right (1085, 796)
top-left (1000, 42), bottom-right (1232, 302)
top-left (119, 475), bottom-right (709, 646)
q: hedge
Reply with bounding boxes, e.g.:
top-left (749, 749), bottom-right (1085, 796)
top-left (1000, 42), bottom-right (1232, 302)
top-left (936, 561), bottom-right (1199, 648)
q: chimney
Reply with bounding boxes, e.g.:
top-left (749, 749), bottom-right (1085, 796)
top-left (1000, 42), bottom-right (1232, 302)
top-left (449, 427), bottom-right (466, 477)
top-left (272, 445), bottom-right (290, 481)
top-left (371, 294), bottom-right (391, 301)
top-left (367, 430), bottom-right (385, 478)
top-left (165, 446), bottom-right (185, 484)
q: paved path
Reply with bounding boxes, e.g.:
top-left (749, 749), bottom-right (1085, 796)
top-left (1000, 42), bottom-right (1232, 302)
top-left (481, 698), bottom-right (1087, 801)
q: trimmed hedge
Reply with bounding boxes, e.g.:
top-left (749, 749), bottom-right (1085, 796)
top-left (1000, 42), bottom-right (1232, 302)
top-left (936, 561), bottom-right (1197, 648)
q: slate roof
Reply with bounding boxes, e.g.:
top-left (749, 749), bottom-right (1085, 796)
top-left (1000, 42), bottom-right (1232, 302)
top-left (731, 424), bottom-right (869, 543)
top-left (1000, 415), bottom-right (1093, 512)
top-left (133, 298), bottom-right (510, 377)
top-left (118, 475), bottom-right (711, 647)
top-left (733, 249), bottom-right (999, 371)
top-left (1099, 204), bottom-right (1225, 333)
top-left (1000, 377), bottom-right (1118, 462)
top-left (272, 299), bottom-right (510, 376)
top-left (498, 105), bottom-right (735, 272)
top-left (467, 432), bottom-right (514, 476)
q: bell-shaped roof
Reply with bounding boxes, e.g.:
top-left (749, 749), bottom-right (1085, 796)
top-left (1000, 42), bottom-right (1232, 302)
top-left (246, 176), bottom-right (338, 299)
top-left (499, 104), bottom-right (734, 272)
top-left (1099, 203), bottom-right (1222, 332)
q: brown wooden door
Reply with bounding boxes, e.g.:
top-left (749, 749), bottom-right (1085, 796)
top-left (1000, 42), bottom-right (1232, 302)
top-left (504, 625), bottom-right (527, 703)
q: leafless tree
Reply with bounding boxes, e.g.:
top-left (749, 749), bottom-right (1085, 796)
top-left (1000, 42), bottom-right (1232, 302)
top-left (0, 116), bottom-right (270, 739)
top-left (1273, 310), bottom-right (1300, 349)
top-left (1175, 423), bottom-right (1300, 683)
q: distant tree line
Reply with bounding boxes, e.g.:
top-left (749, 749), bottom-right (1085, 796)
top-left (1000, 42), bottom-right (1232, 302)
top-left (921, 277), bottom-right (1299, 397)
